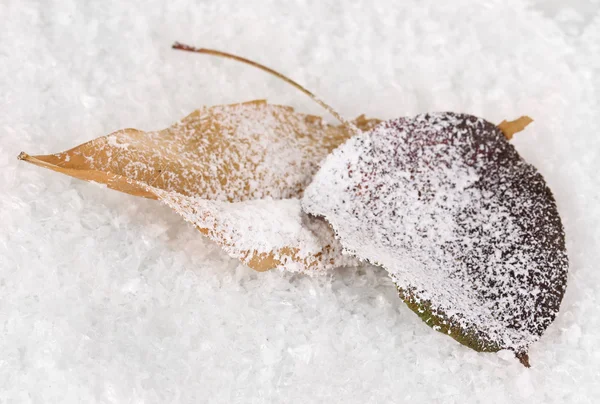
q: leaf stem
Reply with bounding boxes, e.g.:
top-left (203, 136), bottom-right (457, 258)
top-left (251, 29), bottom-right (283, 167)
top-left (172, 42), bottom-right (358, 133)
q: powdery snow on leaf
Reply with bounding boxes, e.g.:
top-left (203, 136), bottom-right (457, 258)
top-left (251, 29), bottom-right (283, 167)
top-left (302, 112), bottom-right (568, 361)
top-left (151, 189), bottom-right (359, 273)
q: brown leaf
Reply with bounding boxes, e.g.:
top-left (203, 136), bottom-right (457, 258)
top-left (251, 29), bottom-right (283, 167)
top-left (20, 100), bottom-right (379, 201)
top-left (497, 116), bottom-right (533, 140)
top-left (19, 100), bottom-right (379, 273)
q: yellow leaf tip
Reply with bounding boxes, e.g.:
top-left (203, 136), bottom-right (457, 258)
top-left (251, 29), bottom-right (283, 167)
top-left (497, 116), bottom-right (534, 140)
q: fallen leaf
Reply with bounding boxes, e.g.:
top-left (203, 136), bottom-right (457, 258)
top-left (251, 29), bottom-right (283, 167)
top-left (20, 100), bottom-right (378, 273)
top-left (302, 112), bottom-right (567, 363)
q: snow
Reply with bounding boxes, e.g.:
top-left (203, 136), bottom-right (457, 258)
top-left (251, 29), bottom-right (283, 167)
top-left (1, 0), bottom-right (599, 403)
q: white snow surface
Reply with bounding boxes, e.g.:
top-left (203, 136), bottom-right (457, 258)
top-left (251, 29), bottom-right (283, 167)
top-left (1, 0), bottom-right (599, 403)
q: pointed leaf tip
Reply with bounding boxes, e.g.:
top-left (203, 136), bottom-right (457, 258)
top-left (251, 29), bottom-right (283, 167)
top-left (497, 116), bottom-right (534, 140)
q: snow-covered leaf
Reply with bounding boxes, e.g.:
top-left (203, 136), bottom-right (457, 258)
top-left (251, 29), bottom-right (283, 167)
top-left (302, 112), bottom-right (568, 364)
top-left (19, 100), bottom-right (379, 273)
